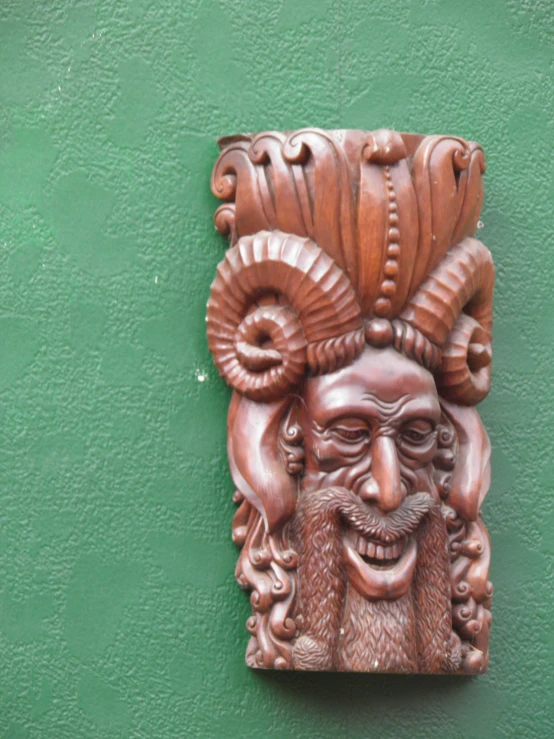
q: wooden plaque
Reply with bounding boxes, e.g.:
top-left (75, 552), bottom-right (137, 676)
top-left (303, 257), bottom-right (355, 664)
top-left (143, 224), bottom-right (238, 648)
top-left (206, 129), bottom-right (493, 674)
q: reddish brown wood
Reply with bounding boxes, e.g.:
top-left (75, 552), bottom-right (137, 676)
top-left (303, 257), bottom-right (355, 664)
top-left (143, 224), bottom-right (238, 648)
top-left (206, 129), bottom-right (494, 674)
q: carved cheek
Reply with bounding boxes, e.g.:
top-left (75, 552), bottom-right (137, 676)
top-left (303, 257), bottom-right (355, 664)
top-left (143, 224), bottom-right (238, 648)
top-left (397, 437), bottom-right (438, 467)
top-left (321, 455), bottom-right (374, 491)
top-left (306, 436), bottom-right (370, 473)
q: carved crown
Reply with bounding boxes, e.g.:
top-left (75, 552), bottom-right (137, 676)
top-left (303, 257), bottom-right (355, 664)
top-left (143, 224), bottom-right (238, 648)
top-left (207, 129), bottom-right (494, 406)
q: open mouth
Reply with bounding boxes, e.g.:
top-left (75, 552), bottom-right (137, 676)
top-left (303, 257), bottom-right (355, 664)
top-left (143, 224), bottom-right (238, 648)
top-left (343, 530), bottom-right (417, 600)
top-left (352, 533), bottom-right (407, 568)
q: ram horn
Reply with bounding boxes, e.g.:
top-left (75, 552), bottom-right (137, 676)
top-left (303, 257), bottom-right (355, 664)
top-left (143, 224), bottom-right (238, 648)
top-left (400, 238), bottom-right (494, 405)
top-left (207, 230), bottom-right (364, 402)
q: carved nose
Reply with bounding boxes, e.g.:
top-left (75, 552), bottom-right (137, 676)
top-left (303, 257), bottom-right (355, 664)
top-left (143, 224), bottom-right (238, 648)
top-left (358, 435), bottom-right (405, 513)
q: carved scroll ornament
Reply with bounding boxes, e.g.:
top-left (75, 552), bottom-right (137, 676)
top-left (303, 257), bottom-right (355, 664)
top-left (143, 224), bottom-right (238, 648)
top-left (206, 129), bottom-right (494, 674)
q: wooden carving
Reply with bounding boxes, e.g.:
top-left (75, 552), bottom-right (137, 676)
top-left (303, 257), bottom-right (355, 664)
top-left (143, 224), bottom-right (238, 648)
top-left (206, 129), bottom-right (494, 674)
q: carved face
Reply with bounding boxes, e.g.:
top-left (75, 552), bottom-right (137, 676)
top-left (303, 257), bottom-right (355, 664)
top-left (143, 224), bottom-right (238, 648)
top-left (287, 345), bottom-right (462, 672)
top-left (209, 130), bottom-right (494, 674)
top-left (298, 346), bottom-right (441, 600)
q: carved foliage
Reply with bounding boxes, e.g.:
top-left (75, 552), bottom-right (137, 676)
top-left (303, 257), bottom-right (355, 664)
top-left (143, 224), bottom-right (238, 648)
top-left (209, 130), bottom-right (493, 406)
top-left (211, 128), bottom-right (485, 321)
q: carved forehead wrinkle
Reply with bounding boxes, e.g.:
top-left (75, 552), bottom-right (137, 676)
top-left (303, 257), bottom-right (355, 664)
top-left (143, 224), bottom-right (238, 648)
top-left (301, 346), bottom-right (440, 423)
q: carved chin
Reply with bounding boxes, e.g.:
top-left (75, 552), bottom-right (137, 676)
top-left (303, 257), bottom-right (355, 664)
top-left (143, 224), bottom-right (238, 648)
top-left (343, 533), bottom-right (418, 601)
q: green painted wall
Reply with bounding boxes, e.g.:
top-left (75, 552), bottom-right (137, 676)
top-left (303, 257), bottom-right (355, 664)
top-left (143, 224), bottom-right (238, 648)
top-left (0, 1), bottom-right (552, 737)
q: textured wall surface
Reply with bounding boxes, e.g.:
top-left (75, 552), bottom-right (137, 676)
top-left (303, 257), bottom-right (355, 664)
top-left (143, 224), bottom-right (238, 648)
top-left (0, 1), bottom-right (553, 737)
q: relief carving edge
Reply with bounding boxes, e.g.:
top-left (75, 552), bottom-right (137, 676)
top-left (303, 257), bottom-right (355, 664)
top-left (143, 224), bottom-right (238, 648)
top-left (206, 128), bottom-right (493, 674)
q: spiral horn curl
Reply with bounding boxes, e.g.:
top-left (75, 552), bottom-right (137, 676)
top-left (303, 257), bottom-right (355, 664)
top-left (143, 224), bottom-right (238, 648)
top-left (400, 238), bottom-right (494, 405)
top-left (207, 230), bottom-right (364, 401)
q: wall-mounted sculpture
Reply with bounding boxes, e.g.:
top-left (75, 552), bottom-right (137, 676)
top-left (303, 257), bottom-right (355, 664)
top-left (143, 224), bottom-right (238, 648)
top-left (206, 128), bottom-right (494, 674)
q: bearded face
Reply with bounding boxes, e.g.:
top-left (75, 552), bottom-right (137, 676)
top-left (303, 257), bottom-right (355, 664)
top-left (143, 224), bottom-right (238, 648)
top-left (208, 128), bottom-right (494, 675)
top-left (299, 346), bottom-right (441, 592)
top-left (290, 346), bottom-right (460, 672)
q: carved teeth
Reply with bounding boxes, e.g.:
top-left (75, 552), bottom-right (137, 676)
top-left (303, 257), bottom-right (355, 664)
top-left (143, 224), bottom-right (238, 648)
top-left (344, 537), bottom-right (418, 601)
top-left (350, 534), bottom-right (408, 561)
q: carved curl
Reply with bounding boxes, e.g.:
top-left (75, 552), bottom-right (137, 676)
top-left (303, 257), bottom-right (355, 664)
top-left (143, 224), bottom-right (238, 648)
top-left (437, 313), bottom-right (492, 405)
top-left (401, 238), bottom-right (494, 404)
top-left (444, 506), bottom-right (493, 673)
top-left (232, 493), bottom-right (297, 669)
top-left (207, 230), bottom-right (364, 401)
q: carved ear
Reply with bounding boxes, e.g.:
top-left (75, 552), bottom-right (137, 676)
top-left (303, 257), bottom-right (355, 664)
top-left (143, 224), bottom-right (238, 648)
top-left (227, 392), bottom-right (297, 533)
top-left (440, 399), bottom-right (491, 522)
top-left (279, 400), bottom-right (305, 476)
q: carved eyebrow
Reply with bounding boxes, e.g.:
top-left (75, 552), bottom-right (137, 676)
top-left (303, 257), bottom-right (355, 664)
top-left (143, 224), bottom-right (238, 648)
top-left (308, 392), bottom-right (438, 428)
top-left (362, 392), bottom-right (410, 407)
top-left (392, 399), bottom-right (441, 424)
top-left (311, 395), bottom-right (412, 428)
top-left (313, 419), bottom-right (369, 435)
top-left (359, 393), bottom-right (441, 425)
top-left (361, 392), bottom-right (411, 416)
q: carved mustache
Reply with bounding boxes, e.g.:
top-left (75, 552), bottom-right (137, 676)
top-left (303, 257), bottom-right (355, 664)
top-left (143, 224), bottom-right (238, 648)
top-left (299, 487), bottom-right (435, 545)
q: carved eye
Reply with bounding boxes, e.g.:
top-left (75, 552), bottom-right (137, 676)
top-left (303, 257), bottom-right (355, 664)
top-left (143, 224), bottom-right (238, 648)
top-left (401, 423), bottom-right (434, 445)
top-left (331, 426), bottom-right (370, 444)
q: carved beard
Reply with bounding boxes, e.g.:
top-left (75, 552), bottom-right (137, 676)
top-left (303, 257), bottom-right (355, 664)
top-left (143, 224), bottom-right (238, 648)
top-left (292, 487), bottom-right (461, 673)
